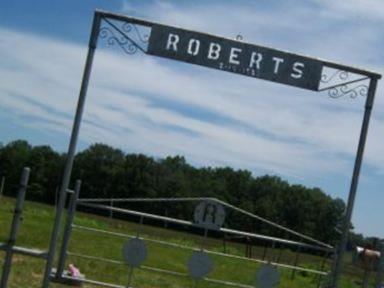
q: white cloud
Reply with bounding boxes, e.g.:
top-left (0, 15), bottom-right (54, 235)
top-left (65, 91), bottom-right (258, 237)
top-left (119, 0), bottom-right (384, 165)
top-left (308, 0), bottom-right (384, 21)
top-left (1, 0), bottom-right (384, 195)
top-left (0, 25), bottom-right (377, 181)
top-left (120, 0), bottom-right (383, 62)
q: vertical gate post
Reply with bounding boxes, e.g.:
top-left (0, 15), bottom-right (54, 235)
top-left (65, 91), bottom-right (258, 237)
top-left (0, 167), bottom-right (30, 288)
top-left (41, 12), bottom-right (101, 288)
top-left (56, 180), bottom-right (82, 278)
top-left (331, 77), bottom-right (379, 287)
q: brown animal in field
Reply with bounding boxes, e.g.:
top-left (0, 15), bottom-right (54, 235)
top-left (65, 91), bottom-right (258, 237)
top-left (354, 245), bottom-right (381, 271)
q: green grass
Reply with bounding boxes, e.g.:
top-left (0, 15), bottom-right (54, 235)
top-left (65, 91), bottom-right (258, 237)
top-left (0, 196), bottom-right (375, 287)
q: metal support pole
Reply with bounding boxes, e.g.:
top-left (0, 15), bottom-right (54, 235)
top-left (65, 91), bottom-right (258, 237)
top-left (375, 242), bottom-right (384, 288)
top-left (362, 269), bottom-right (370, 288)
top-left (291, 244), bottom-right (302, 280)
top-left (0, 167), bottom-right (30, 288)
top-left (109, 199), bottom-right (114, 220)
top-left (331, 78), bottom-right (378, 288)
top-left (262, 243), bottom-right (268, 260)
top-left (164, 209), bottom-right (168, 228)
top-left (136, 216), bottom-right (144, 238)
top-left (54, 186), bottom-right (59, 211)
top-left (41, 13), bottom-right (101, 288)
top-left (316, 251), bottom-right (330, 288)
top-left (250, 240), bottom-right (253, 259)
top-left (126, 266), bottom-right (134, 288)
top-left (0, 176), bottom-right (5, 201)
top-left (56, 180), bottom-right (82, 278)
top-left (276, 245), bottom-right (283, 263)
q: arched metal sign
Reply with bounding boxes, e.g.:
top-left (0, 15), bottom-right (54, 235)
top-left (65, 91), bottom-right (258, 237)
top-left (147, 24), bottom-right (323, 90)
top-left (42, 9), bottom-right (382, 288)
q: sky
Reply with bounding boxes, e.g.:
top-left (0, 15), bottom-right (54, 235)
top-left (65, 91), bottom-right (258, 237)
top-left (0, 0), bottom-right (383, 238)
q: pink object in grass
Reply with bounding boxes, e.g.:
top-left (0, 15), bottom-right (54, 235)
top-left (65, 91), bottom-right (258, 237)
top-left (68, 264), bottom-right (81, 278)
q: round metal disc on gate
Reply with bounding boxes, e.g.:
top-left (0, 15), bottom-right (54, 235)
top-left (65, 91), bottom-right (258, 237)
top-left (187, 251), bottom-right (214, 280)
top-left (122, 238), bottom-right (147, 267)
top-left (193, 200), bottom-right (225, 230)
top-left (255, 264), bottom-right (280, 288)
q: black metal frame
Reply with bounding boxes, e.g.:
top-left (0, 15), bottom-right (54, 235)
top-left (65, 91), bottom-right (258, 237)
top-left (41, 10), bottom-right (382, 288)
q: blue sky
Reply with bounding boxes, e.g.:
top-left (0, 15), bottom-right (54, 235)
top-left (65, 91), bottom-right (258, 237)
top-left (0, 0), bottom-right (383, 238)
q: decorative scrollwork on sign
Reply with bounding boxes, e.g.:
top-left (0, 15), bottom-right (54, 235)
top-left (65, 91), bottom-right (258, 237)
top-left (99, 26), bottom-right (139, 54)
top-left (122, 22), bottom-right (149, 44)
top-left (321, 70), bottom-right (349, 84)
top-left (236, 34), bottom-right (243, 41)
top-left (98, 18), bottom-right (149, 55)
top-left (320, 69), bottom-right (369, 99)
top-left (328, 84), bottom-right (368, 99)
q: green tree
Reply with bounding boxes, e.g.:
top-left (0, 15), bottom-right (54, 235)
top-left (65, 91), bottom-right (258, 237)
top-left (26, 145), bottom-right (63, 202)
top-left (0, 139), bottom-right (351, 246)
top-left (0, 140), bottom-right (31, 196)
top-left (72, 144), bottom-right (125, 200)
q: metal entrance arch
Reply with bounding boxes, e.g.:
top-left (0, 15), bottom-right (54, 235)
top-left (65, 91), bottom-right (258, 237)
top-left (41, 10), bottom-right (382, 288)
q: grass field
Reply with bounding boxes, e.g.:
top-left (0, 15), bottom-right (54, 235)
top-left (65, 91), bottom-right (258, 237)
top-left (0, 196), bottom-right (375, 287)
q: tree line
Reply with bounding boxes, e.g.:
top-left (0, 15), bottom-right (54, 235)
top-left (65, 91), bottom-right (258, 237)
top-left (0, 139), bottom-right (369, 246)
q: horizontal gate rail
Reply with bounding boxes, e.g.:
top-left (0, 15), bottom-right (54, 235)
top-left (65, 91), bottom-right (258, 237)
top-left (60, 275), bottom-right (124, 288)
top-left (72, 224), bottom-right (328, 276)
top-left (0, 243), bottom-right (48, 259)
top-left (67, 251), bottom-right (253, 288)
top-left (77, 197), bottom-right (332, 249)
top-left (77, 202), bottom-right (332, 253)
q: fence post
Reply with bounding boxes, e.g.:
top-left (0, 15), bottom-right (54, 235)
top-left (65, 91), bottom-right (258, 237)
top-left (262, 243), bottom-right (268, 261)
top-left (56, 180), bottom-right (82, 278)
top-left (291, 243), bottom-right (302, 280)
top-left (376, 242), bottom-right (384, 288)
top-left (362, 269), bottom-right (370, 288)
top-left (109, 199), bottom-right (114, 220)
top-left (0, 167), bottom-right (30, 288)
top-left (316, 251), bottom-right (330, 288)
